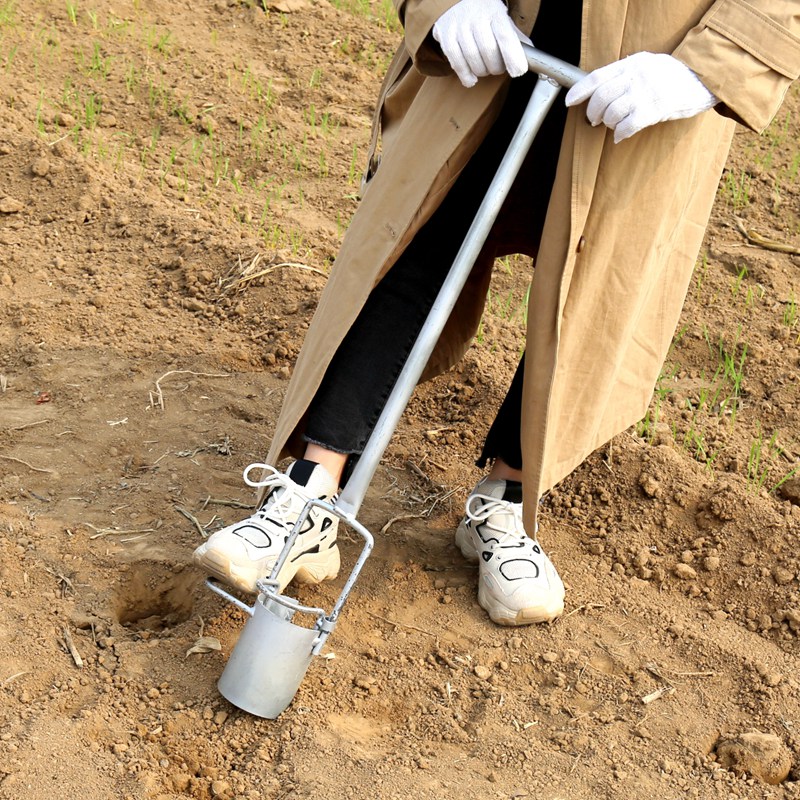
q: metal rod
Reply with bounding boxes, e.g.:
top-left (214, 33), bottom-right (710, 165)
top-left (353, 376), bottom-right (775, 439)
top-left (336, 70), bottom-right (566, 518)
top-left (522, 45), bottom-right (586, 88)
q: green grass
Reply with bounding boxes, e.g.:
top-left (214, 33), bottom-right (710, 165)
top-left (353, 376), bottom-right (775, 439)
top-left (722, 168), bottom-right (751, 211)
top-left (0, 0), bottom-right (16, 27)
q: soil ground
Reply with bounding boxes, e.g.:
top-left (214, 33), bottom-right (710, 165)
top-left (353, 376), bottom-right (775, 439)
top-left (1, 2), bottom-right (800, 799)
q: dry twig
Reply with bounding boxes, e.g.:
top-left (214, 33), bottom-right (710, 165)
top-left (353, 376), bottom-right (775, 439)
top-left (6, 419), bottom-right (52, 432)
top-left (219, 252), bottom-right (327, 297)
top-left (202, 497), bottom-right (252, 509)
top-left (734, 216), bottom-right (800, 255)
top-left (62, 626), bottom-right (83, 668)
top-left (175, 506), bottom-right (206, 538)
top-left (149, 369), bottom-right (231, 411)
top-left (85, 524), bottom-right (157, 539)
top-left (641, 686), bottom-right (675, 705)
top-left (0, 455), bottom-right (54, 473)
top-left (365, 610), bottom-right (436, 637)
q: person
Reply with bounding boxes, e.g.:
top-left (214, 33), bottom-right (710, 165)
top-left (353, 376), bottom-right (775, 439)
top-left (194, 0), bottom-right (800, 626)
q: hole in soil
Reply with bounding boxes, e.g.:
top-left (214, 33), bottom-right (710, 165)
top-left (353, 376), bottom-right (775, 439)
top-left (116, 563), bottom-right (196, 631)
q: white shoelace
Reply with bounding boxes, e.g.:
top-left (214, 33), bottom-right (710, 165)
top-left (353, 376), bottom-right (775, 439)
top-left (242, 463), bottom-right (304, 529)
top-left (465, 493), bottom-right (531, 549)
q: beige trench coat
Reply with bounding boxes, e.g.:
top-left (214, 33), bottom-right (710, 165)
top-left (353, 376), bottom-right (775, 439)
top-left (265, 0), bottom-right (800, 531)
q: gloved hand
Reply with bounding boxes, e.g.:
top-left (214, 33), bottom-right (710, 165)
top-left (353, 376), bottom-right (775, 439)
top-left (565, 52), bottom-right (718, 143)
top-left (432, 0), bottom-right (531, 89)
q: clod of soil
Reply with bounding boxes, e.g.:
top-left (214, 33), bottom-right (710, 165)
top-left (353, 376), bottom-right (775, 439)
top-left (714, 730), bottom-right (793, 785)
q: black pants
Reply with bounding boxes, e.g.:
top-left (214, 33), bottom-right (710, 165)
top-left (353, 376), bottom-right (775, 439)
top-left (304, 5), bottom-right (581, 471)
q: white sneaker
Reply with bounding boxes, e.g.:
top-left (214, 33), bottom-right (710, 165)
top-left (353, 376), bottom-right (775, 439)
top-left (455, 478), bottom-right (564, 626)
top-left (193, 460), bottom-right (340, 594)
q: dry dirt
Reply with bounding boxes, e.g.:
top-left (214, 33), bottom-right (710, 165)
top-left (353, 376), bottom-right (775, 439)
top-left (2, 1), bottom-right (800, 799)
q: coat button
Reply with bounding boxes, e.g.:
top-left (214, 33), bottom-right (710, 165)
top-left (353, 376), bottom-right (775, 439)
top-left (576, 236), bottom-right (586, 253)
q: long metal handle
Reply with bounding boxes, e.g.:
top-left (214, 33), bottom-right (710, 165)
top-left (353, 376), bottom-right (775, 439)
top-left (336, 51), bottom-right (585, 518)
top-left (522, 45), bottom-right (585, 88)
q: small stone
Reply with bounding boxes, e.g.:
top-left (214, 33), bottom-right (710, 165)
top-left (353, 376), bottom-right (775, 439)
top-left (98, 113), bottom-right (117, 128)
top-left (473, 665), bottom-right (491, 680)
top-left (773, 567), bottom-right (794, 586)
top-left (541, 651), bottom-right (558, 663)
top-left (184, 298), bottom-right (206, 312)
top-left (714, 731), bottom-right (792, 785)
top-left (777, 477), bottom-right (800, 505)
top-left (508, 636), bottom-right (522, 650)
top-left (639, 473), bottom-right (660, 498)
top-left (762, 672), bottom-right (783, 687)
top-left (213, 710), bottom-right (229, 725)
top-left (674, 563), bottom-right (697, 580)
top-left (172, 774), bottom-right (191, 792)
top-left (703, 556), bottom-right (721, 572)
top-left (487, 771), bottom-right (499, 783)
top-left (740, 552), bottom-right (757, 567)
top-left (31, 157), bottom-right (50, 176)
top-left (0, 196), bottom-right (23, 213)
top-left (56, 111), bottom-right (75, 127)
top-left (147, 687), bottom-right (160, 699)
top-left (211, 779), bottom-right (231, 797)
top-left (1, 273), bottom-right (12, 287)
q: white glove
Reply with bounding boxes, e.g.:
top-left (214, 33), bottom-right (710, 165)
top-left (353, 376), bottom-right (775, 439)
top-left (565, 52), bottom-right (718, 143)
top-left (432, 0), bottom-right (531, 89)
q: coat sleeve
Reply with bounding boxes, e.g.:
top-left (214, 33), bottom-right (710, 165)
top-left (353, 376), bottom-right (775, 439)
top-left (393, 0), bottom-right (462, 74)
top-left (672, 0), bottom-right (800, 132)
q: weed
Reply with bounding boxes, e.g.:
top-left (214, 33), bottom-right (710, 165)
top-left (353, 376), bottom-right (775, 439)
top-left (784, 291), bottom-right (797, 329)
top-left (84, 92), bottom-right (101, 129)
top-left (347, 143), bottom-right (359, 184)
top-left (90, 42), bottom-right (110, 78)
top-left (747, 423), bottom-right (781, 493)
top-left (65, 0), bottom-right (77, 26)
top-left (0, 0), bottom-right (16, 26)
top-left (124, 63), bottom-right (138, 94)
top-left (694, 251), bottom-right (708, 297)
top-left (730, 264), bottom-right (748, 297)
top-left (722, 168), bottom-right (751, 211)
top-left (638, 362), bottom-right (678, 443)
top-left (789, 152), bottom-right (800, 183)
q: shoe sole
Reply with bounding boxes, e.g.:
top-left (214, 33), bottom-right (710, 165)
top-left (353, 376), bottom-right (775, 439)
top-left (196, 541), bottom-right (340, 595)
top-left (455, 521), bottom-right (564, 627)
